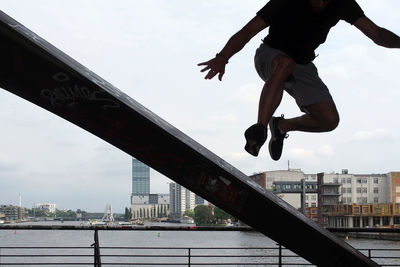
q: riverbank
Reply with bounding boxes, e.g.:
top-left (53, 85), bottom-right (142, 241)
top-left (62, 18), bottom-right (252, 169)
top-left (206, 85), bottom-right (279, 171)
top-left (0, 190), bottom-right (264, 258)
top-left (336, 232), bottom-right (400, 241)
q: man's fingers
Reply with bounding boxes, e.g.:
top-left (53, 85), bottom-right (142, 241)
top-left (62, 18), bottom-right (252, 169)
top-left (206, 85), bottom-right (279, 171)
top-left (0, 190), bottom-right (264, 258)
top-left (197, 59), bottom-right (212, 66)
top-left (198, 58), bottom-right (224, 80)
top-left (205, 69), bottom-right (219, 80)
top-left (200, 66), bottom-right (210, 72)
top-left (218, 70), bottom-right (225, 81)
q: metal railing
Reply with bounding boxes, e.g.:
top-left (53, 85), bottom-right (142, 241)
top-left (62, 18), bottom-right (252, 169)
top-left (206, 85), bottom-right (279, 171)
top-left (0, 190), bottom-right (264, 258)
top-left (2, 244), bottom-right (400, 266)
top-left (0, 226), bottom-right (399, 266)
top-left (0, 245), bottom-right (310, 266)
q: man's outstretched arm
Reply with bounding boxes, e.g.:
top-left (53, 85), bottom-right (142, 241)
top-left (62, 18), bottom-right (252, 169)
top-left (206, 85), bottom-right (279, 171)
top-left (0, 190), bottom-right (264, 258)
top-left (198, 16), bottom-right (268, 81)
top-left (355, 17), bottom-right (400, 48)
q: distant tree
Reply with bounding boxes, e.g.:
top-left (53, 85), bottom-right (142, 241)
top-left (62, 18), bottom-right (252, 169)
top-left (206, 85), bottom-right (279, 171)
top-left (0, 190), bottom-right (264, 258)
top-left (213, 206), bottom-right (233, 221)
top-left (32, 209), bottom-right (47, 218)
top-left (124, 207), bottom-right (132, 220)
top-left (184, 209), bottom-right (195, 219)
top-left (194, 205), bottom-right (214, 225)
top-left (55, 209), bottom-right (76, 218)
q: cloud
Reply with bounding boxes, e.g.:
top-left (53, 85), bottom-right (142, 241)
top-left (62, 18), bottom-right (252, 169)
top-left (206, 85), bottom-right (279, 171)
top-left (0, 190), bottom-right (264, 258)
top-left (1, 0), bottom-right (399, 212)
top-left (227, 83), bottom-right (260, 106)
top-left (208, 113), bottom-right (238, 124)
top-left (0, 154), bottom-right (20, 174)
top-left (350, 129), bottom-right (395, 142)
top-left (289, 148), bottom-right (315, 159)
top-left (230, 152), bottom-right (248, 160)
top-left (317, 145), bottom-right (334, 157)
top-left (289, 145), bottom-right (334, 159)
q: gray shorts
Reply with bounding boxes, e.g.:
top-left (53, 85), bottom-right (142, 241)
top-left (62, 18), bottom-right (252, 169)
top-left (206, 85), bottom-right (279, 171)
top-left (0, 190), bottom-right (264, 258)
top-left (254, 43), bottom-right (334, 112)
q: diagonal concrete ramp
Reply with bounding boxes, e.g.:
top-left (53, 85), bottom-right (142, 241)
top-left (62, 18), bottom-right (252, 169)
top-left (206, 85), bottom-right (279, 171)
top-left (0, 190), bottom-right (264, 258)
top-left (0, 11), bottom-right (378, 266)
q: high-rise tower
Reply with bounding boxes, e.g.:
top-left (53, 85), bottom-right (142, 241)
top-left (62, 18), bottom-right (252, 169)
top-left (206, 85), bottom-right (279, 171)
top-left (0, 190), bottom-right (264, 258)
top-left (131, 158), bottom-right (150, 204)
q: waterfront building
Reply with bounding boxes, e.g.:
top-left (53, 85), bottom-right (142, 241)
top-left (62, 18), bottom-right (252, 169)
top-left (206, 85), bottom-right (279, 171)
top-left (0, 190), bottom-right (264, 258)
top-left (250, 169), bottom-right (318, 209)
top-left (0, 205), bottom-right (25, 220)
top-left (131, 158), bottom-right (150, 197)
top-left (33, 203), bottom-right (56, 213)
top-left (195, 194), bottom-right (205, 205)
top-left (388, 172), bottom-right (400, 204)
top-left (169, 182), bottom-right (201, 220)
top-left (324, 171), bottom-right (400, 228)
top-left (130, 159), bottom-right (170, 219)
top-left (323, 171), bottom-right (391, 204)
top-left (250, 169), bottom-right (400, 228)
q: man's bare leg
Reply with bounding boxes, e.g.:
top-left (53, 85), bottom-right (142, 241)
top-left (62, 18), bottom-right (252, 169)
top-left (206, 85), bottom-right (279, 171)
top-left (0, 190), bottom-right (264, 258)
top-left (257, 54), bottom-right (295, 127)
top-left (267, 101), bottom-right (339, 161)
top-left (279, 101), bottom-right (340, 133)
top-left (244, 54), bottom-right (295, 157)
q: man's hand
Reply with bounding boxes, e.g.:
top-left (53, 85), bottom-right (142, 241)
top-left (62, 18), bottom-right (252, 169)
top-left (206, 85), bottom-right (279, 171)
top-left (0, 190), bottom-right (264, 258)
top-left (198, 55), bottom-right (227, 81)
top-left (198, 16), bottom-right (267, 81)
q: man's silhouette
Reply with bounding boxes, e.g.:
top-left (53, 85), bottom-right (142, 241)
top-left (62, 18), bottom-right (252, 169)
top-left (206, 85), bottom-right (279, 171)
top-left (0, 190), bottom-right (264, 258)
top-left (198, 0), bottom-right (400, 161)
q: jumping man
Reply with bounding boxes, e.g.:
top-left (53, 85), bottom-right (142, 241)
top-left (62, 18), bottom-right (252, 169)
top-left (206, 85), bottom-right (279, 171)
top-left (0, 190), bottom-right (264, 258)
top-left (198, 0), bottom-right (400, 161)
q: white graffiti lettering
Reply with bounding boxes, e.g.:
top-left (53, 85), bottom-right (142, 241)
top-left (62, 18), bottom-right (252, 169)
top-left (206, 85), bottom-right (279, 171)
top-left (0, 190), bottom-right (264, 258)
top-left (41, 84), bottom-right (120, 110)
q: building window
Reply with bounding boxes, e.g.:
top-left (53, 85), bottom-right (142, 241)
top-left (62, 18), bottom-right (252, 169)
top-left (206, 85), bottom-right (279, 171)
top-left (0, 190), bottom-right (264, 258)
top-left (357, 188), bottom-right (362, 193)
top-left (311, 203), bottom-right (317, 207)
top-left (357, 197), bottom-right (367, 204)
top-left (374, 178), bottom-right (379, 184)
top-left (341, 178), bottom-right (346, 184)
top-left (373, 217), bottom-right (380, 226)
top-left (353, 217), bottom-right (360, 227)
top-left (294, 184), bottom-right (301, 190)
top-left (283, 185), bottom-right (291, 190)
top-left (383, 217), bottom-right (390, 226)
top-left (362, 188), bottom-right (367, 194)
top-left (357, 178), bottom-right (362, 184)
top-left (347, 188), bottom-right (352, 194)
top-left (373, 188), bottom-right (379, 194)
top-left (347, 178), bottom-right (352, 184)
top-left (374, 197), bottom-right (379, 203)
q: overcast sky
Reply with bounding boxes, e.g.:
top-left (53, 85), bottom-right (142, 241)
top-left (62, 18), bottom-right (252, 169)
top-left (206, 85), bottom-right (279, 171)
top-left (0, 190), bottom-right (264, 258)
top-left (1, 1), bottom-right (399, 213)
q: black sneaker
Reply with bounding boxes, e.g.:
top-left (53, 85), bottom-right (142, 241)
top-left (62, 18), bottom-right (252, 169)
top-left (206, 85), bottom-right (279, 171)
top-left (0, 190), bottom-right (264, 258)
top-left (244, 123), bottom-right (267, 157)
top-left (268, 115), bottom-right (288, 161)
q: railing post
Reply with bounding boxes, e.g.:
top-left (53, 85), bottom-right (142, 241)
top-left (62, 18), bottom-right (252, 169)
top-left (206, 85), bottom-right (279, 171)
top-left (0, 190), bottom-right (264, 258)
top-left (188, 248), bottom-right (191, 267)
top-left (91, 229), bottom-right (102, 267)
top-left (278, 244), bottom-right (282, 267)
top-left (368, 249), bottom-right (371, 259)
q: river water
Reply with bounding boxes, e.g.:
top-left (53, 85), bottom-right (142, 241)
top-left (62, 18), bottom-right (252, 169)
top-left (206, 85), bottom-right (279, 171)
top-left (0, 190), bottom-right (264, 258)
top-left (1, 221), bottom-right (399, 266)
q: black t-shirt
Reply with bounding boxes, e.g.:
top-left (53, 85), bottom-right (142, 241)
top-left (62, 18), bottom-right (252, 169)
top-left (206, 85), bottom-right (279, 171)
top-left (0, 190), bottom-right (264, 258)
top-left (257, 0), bottom-right (365, 64)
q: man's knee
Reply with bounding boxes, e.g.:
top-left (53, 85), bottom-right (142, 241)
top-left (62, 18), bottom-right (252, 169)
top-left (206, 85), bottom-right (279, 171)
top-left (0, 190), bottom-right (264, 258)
top-left (321, 113), bottom-right (340, 132)
top-left (272, 55), bottom-right (295, 76)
